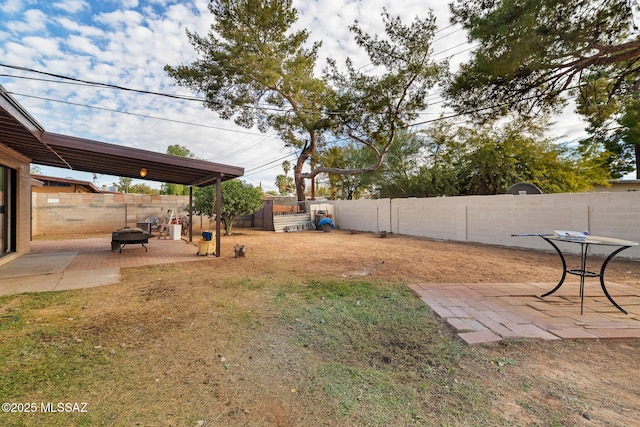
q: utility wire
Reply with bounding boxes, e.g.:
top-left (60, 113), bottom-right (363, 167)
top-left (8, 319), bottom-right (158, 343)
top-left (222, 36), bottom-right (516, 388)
top-left (0, 63), bottom-right (202, 101)
top-left (7, 91), bottom-right (281, 139)
top-left (0, 20), bottom-right (473, 117)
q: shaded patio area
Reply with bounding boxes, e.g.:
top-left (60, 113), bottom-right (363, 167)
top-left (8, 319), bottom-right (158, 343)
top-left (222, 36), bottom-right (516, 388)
top-left (0, 236), bottom-right (213, 295)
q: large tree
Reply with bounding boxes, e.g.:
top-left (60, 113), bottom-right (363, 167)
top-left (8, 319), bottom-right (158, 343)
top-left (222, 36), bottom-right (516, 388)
top-left (317, 144), bottom-right (374, 200)
top-left (577, 78), bottom-right (640, 177)
top-left (166, 0), bottom-right (445, 201)
top-left (363, 118), bottom-right (610, 197)
top-left (447, 0), bottom-right (640, 177)
top-left (113, 177), bottom-right (133, 193)
top-left (446, 0), bottom-right (639, 115)
top-left (370, 128), bottom-right (459, 198)
top-left (317, 11), bottom-right (447, 186)
top-left (452, 117), bottom-right (611, 194)
top-left (166, 0), bottom-right (331, 201)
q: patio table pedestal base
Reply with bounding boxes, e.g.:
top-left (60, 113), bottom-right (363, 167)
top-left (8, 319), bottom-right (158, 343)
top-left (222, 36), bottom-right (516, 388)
top-left (540, 236), bottom-right (637, 315)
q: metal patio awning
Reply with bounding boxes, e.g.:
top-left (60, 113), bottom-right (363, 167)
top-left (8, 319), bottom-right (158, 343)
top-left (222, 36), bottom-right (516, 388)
top-left (0, 86), bottom-right (244, 186)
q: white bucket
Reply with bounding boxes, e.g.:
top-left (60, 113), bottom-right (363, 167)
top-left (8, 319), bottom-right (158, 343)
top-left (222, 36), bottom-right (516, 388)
top-left (169, 224), bottom-right (182, 240)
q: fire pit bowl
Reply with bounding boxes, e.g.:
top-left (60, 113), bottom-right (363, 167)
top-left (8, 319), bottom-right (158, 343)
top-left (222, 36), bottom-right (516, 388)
top-left (111, 227), bottom-right (151, 253)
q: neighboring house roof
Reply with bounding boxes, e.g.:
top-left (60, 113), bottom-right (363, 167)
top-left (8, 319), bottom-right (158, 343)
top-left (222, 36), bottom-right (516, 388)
top-left (0, 85), bottom-right (243, 186)
top-left (31, 174), bottom-right (103, 193)
top-left (593, 179), bottom-right (640, 192)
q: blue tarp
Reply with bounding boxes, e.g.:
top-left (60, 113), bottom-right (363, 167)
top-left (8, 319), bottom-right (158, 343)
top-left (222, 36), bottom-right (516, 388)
top-left (317, 217), bottom-right (335, 229)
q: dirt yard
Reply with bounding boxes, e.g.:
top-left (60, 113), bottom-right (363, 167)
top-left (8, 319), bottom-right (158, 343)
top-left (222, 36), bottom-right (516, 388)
top-left (213, 228), bottom-right (640, 285)
top-left (214, 229), bottom-right (640, 425)
top-left (4, 228), bottom-right (640, 426)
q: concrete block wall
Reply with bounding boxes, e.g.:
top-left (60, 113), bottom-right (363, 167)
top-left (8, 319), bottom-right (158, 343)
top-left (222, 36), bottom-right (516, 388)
top-left (328, 192), bottom-right (640, 259)
top-left (331, 199), bottom-right (390, 233)
top-left (32, 193), bottom-right (192, 235)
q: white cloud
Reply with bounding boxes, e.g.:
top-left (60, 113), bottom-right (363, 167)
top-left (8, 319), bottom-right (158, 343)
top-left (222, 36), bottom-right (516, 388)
top-left (22, 36), bottom-right (64, 57)
top-left (0, 0), bottom-right (23, 14)
top-left (55, 17), bottom-right (106, 38)
top-left (119, 0), bottom-right (140, 9)
top-left (52, 0), bottom-right (89, 14)
top-left (5, 8), bottom-right (48, 33)
top-left (94, 9), bottom-right (144, 30)
top-left (66, 35), bottom-right (103, 57)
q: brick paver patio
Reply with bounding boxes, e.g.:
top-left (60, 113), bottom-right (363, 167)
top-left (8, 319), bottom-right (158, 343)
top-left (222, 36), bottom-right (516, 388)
top-left (29, 236), bottom-right (214, 270)
top-left (410, 281), bottom-right (640, 345)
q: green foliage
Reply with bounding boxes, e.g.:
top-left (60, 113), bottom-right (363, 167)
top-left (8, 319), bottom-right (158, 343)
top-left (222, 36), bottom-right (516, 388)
top-left (576, 133), bottom-right (636, 180)
top-left (162, 145), bottom-right (196, 195)
top-left (318, 145), bottom-right (375, 199)
top-left (112, 177), bottom-right (132, 193)
top-left (128, 183), bottom-right (159, 194)
top-left (274, 174), bottom-right (295, 195)
top-left (166, 1), bottom-right (445, 201)
top-left (281, 160), bottom-right (291, 176)
top-left (363, 118), bottom-right (610, 197)
top-left (166, 0), bottom-right (329, 201)
top-left (576, 74), bottom-right (640, 178)
top-left (455, 118), bottom-right (611, 194)
top-left (320, 10), bottom-right (447, 184)
top-left (193, 186), bottom-right (214, 219)
top-left (370, 128), bottom-right (459, 198)
top-left (193, 179), bottom-right (263, 235)
top-left (447, 0), bottom-right (639, 119)
top-left (619, 97), bottom-right (640, 174)
top-left (163, 183), bottom-right (189, 196)
top-left (166, 144), bottom-right (195, 158)
top-left (447, 0), bottom-right (640, 177)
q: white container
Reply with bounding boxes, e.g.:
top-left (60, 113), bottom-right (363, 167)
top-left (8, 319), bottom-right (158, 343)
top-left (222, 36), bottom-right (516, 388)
top-left (169, 224), bottom-right (182, 240)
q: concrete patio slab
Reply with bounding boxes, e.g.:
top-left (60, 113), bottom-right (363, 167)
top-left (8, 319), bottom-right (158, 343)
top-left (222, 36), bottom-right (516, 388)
top-left (0, 252), bottom-right (77, 278)
top-left (0, 236), bottom-right (215, 297)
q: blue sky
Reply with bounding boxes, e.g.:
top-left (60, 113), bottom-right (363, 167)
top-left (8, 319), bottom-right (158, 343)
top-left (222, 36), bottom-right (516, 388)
top-left (0, 0), bottom-right (589, 192)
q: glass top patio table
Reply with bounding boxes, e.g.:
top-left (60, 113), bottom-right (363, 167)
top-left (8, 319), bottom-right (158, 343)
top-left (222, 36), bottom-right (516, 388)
top-left (513, 233), bottom-right (638, 314)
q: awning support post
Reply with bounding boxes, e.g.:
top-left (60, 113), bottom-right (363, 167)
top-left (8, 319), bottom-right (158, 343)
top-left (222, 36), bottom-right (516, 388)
top-left (215, 176), bottom-right (222, 257)
top-left (188, 186), bottom-right (193, 242)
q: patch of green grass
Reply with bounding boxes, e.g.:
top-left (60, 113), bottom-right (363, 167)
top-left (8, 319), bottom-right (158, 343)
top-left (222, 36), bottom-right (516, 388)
top-left (315, 363), bottom-right (423, 423)
top-left (2, 290), bottom-right (70, 311)
top-left (279, 278), bottom-right (502, 425)
top-left (224, 277), bottom-right (269, 291)
top-left (0, 293), bottom-right (110, 426)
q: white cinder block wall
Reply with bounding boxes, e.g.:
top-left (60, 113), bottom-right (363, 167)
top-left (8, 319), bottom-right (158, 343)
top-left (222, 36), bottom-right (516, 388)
top-left (329, 192), bottom-right (640, 258)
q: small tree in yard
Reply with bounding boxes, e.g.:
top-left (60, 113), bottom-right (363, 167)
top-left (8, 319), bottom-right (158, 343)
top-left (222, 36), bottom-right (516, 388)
top-left (193, 180), bottom-right (263, 236)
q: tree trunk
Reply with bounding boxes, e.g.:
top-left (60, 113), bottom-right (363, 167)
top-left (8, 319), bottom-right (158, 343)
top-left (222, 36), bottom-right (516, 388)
top-left (293, 132), bottom-right (318, 202)
top-left (294, 162), bottom-right (306, 202)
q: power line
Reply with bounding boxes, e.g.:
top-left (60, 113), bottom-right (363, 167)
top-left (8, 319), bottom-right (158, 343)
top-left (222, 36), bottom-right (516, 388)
top-left (0, 64), bottom-right (292, 114)
top-left (7, 91), bottom-right (280, 139)
top-left (0, 30), bottom-right (476, 122)
top-left (244, 151), bottom-right (299, 174)
top-left (0, 63), bottom-right (203, 101)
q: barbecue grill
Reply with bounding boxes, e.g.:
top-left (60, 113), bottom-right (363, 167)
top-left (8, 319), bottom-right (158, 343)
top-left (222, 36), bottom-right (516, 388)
top-left (111, 227), bottom-right (151, 253)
